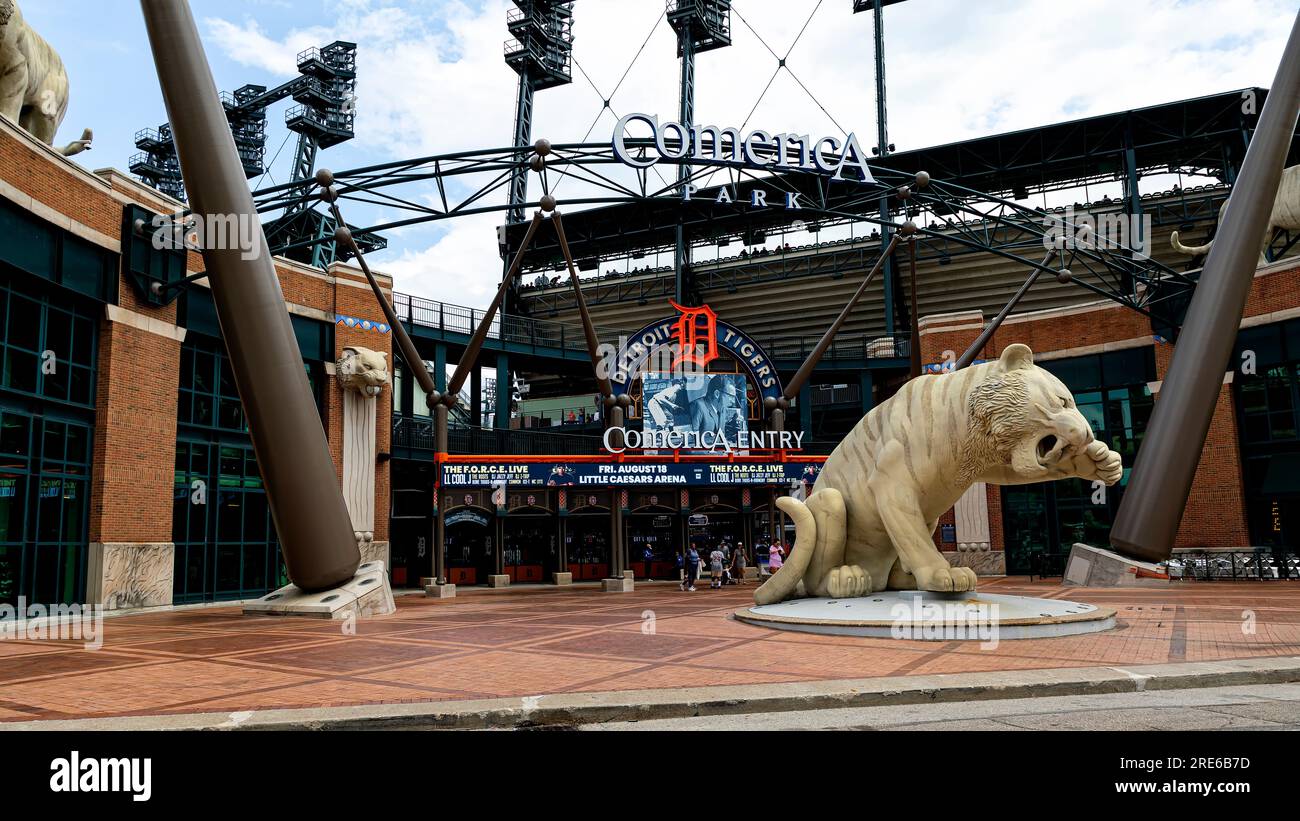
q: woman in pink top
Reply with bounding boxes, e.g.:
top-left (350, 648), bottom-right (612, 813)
top-left (768, 542), bottom-right (785, 573)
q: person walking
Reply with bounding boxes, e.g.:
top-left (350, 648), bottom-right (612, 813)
top-left (709, 544), bottom-right (726, 589)
top-left (768, 541), bottom-right (785, 576)
top-left (731, 542), bottom-right (747, 585)
top-left (681, 544), bottom-right (701, 592)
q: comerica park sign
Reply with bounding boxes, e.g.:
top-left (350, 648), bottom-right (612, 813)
top-left (612, 112), bottom-right (878, 206)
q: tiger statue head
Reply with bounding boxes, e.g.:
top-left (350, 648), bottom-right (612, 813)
top-left (965, 343), bottom-right (1122, 486)
top-left (336, 346), bottom-right (389, 398)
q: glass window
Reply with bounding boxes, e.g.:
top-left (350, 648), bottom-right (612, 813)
top-left (0, 413), bottom-right (31, 460)
top-left (6, 295), bottom-right (40, 351)
top-left (1002, 347), bottom-right (1156, 570)
top-left (0, 282), bottom-right (97, 408)
top-left (0, 474), bottom-right (26, 544)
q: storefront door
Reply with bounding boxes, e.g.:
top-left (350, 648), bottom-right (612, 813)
top-left (445, 512), bottom-right (493, 586)
top-left (565, 517), bottom-right (610, 581)
top-left (627, 513), bottom-right (679, 579)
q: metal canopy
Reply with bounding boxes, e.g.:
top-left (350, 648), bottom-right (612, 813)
top-left (511, 88), bottom-right (1287, 265)
top-left (237, 87), bottom-right (1300, 332)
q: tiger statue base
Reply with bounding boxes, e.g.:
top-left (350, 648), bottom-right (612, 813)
top-left (755, 344), bottom-right (1124, 605)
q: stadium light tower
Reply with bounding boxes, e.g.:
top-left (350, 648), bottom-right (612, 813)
top-left (131, 40), bottom-right (381, 269)
top-left (667, 0), bottom-right (732, 304)
top-left (853, 0), bottom-right (908, 333)
top-left (504, 1), bottom-right (575, 225)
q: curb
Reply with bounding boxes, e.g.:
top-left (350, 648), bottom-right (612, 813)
top-left (5, 655), bottom-right (1300, 731)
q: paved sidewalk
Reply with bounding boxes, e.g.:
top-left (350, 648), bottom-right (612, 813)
top-left (1, 577), bottom-right (1298, 725)
top-left (582, 682), bottom-right (1300, 731)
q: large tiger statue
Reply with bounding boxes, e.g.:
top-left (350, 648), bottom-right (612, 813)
top-left (755, 344), bottom-right (1124, 605)
top-left (1170, 165), bottom-right (1300, 263)
top-left (0, 0), bottom-right (92, 156)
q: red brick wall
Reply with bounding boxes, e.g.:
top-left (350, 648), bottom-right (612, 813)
top-left (1151, 344), bottom-right (1251, 548)
top-left (0, 127), bottom-right (120, 238)
top-left (88, 320), bottom-right (181, 543)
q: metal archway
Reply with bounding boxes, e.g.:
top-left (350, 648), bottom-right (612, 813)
top-left (244, 138), bottom-right (1196, 325)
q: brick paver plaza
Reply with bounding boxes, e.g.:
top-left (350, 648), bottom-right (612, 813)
top-left (3, 578), bottom-right (1300, 723)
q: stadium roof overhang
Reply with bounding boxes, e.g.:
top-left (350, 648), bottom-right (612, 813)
top-left (507, 87), bottom-right (1293, 270)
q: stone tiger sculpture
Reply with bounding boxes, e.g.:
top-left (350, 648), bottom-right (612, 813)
top-left (336, 346), bottom-right (389, 397)
top-left (0, 0), bottom-right (92, 156)
top-left (754, 344), bottom-right (1124, 605)
top-left (1170, 165), bottom-right (1299, 264)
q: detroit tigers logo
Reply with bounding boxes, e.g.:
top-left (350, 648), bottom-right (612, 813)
top-left (669, 301), bottom-right (719, 371)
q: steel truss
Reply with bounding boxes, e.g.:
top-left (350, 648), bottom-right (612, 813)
top-left (243, 138), bottom-right (1198, 328)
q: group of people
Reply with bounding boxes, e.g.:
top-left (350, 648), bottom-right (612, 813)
top-left (677, 539), bottom-right (791, 592)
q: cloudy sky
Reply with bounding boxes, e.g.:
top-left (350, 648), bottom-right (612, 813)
top-left (26, 0), bottom-right (1298, 306)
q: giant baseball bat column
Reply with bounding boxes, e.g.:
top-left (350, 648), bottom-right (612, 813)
top-left (1109, 11), bottom-right (1300, 563)
top-left (140, 0), bottom-right (359, 590)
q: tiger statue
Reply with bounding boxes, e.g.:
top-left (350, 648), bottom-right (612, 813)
top-left (755, 344), bottom-right (1124, 605)
top-left (335, 346), bottom-right (389, 398)
top-left (0, 0), bottom-right (92, 156)
top-left (1170, 165), bottom-right (1300, 264)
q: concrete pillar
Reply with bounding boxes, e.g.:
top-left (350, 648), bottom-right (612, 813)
top-left (336, 346), bottom-right (388, 568)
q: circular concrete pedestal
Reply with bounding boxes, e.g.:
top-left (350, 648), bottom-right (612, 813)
top-left (735, 590), bottom-right (1115, 640)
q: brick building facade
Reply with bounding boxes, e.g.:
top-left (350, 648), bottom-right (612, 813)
top-left (0, 116), bottom-right (392, 610)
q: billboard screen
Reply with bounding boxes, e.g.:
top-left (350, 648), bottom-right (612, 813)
top-left (642, 372), bottom-right (748, 449)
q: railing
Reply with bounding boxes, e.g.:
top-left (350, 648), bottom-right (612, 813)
top-left (757, 332), bottom-right (910, 363)
top-left (518, 405), bottom-right (603, 428)
top-left (1168, 549), bottom-right (1300, 581)
top-left (392, 416), bottom-right (436, 451)
top-left (391, 291), bottom-right (908, 364)
top-left (392, 291), bottom-right (625, 354)
top-left (810, 384), bottom-right (863, 406)
top-left (393, 416), bottom-right (604, 455)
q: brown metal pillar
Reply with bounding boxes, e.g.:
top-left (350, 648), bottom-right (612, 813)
top-left (954, 249), bottom-right (1058, 371)
top-left (784, 233), bottom-right (902, 401)
top-left (140, 0), bottom-right (358, 590)
top-left (768, 491), bottom-right (777, 545)
top-left (434, 406), bottom-right (448, 584)
top-left (494, 515), bottom-right (505, 575)
top-left (558, 517), bottom-right (568, 573)
top-left (742, 510), bottom-right (753, 564)
top-left (907, 238), bottom-right (922, 378)
top-left (1111, 12), bottom-right (1300, 562)
top-left (611, 505), bottom-right (625, 577)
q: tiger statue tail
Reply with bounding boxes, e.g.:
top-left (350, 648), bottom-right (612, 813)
top-left (1169, 230), bottom-right (1212, 257)
top-left (753, 489), bottom-right (846, 605)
